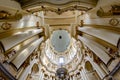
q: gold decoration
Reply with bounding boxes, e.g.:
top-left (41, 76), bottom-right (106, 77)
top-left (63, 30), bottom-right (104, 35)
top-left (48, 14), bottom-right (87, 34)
top-left (0, 11), bottom-right (11, 19)
top-left (1, 22), bottom-right (12, 30)
top-left (0, 10), bottom-right (22, 21)
top-left (109, 18), bottom-right (119, 26)
top-left (112, 5), bottom-right (120, 15)
top-left (80, 20), bottom-right (84, 27)
top-left (97, 5), bottom-right (120, 17)
top-left (29, 5), bottom-right (89, 15)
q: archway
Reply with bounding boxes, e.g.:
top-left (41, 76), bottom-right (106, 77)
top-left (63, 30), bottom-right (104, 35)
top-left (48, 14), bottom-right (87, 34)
top-left (31, 63), bottom-right (39, 74)
top-left (85, 61), bottom-right (100, 80)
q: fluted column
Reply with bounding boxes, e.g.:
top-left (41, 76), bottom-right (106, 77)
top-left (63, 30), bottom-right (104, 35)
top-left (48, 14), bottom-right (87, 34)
top-left (16, 67), bottom-right (24, 79)
top-left (39, 70), bottom-right (43, 80)
top-left (0, 29), bottom-right (43, 51)
top-left (41, 72), bottom-right (44, 80)
top-left (69, 76), bottom-right (72, 80)
top-left (11, 37), bottom-right (44, 69)
top-left (18, 59), bottom-right (37, 80)
top-left (80, 69), bottom-right (87, 80)
top-left (86, 57), bottom-right (107, 79)
top-left (78, 27), bottom-right (120, 46)
top-left (78, 36), bottom-right (111, 64)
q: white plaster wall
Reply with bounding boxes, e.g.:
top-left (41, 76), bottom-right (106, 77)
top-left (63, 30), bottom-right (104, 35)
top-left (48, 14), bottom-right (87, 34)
top-left (45, 17), bottom-right (75, 25)
top-left (0, 15), bottom-right (40, 28)
top-left (0, 0), bottom-right (44, 33)
top-left (15, 15), bottom-right (41, 28)
top-left (0, 0), bottom-right (21, 10)
top-left (89, 0), bottom-right (120, 16)
top-left (0, 14), bottom-right (43, 33)
top-left (84, 17), bottom-right (120, 28)
top-left (79, 0), bottom-right (120, 28)
top-left (96, 0), bottom-right (120, 7)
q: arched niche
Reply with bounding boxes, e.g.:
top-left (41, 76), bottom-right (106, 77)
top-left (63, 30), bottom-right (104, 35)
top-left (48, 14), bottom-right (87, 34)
top-left (85, 61), bottom-right (93, 72)
top-left (31, 63), bottom-right (39, 74)
top-left (84, 61), bottom-right (101, 80)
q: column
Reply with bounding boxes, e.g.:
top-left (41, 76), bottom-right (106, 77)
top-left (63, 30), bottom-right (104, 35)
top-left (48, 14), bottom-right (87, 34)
top-left (80, 69), bottom-right (87, 80)
top-left (87, 57), bottom-right (107, 79)
top-left (12, 37), bottom-right (44, 69)
top-left (18, 59), bottom-right (37, 80)
top-left (78, 27), bottom-right (120, 46)
top-left (78, 36), bottom-right (111, 64)
top-left (0, 29), bottom-right (43, 51)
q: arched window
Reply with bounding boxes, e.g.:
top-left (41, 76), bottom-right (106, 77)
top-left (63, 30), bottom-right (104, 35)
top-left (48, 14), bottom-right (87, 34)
top-left (59, 57), bottom-right (65, 65)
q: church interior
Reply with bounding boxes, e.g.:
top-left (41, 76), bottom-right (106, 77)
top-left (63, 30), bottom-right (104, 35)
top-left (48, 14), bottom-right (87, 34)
top-left (0, 0), bottom-right (120, 80)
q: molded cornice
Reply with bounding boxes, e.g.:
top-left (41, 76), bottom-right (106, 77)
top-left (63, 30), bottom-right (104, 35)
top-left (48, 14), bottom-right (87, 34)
top-left (15, 0), bottom-right (98, 14)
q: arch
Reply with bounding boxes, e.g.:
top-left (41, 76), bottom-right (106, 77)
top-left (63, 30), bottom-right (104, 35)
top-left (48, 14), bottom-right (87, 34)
top-left (31, 63), bottom-right (39, 74)
top-left (84, 60), bottom-right (101, 80)
top-left (85, 61), bottom-right (93, 72)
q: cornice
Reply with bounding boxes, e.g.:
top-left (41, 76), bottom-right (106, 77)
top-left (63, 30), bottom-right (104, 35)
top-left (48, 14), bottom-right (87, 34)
top-left (27, 5), bottom-right (89, 15)
top-left (0, 63), bottom-right (17, 80)
top-left (19, 0), bottom-right (97, 9)
top-left (44, 16), bottom-right (75, 20)
top-left (15, 0), bottom-right (98, 14)
top-left (77, 29), bottom-right (118, 51)
top-left (50, 24), bottom-right (70, 26)
top-left (0, 27), bottom-right (37, 39)
top-left (83, 24), bottom-right (120, 34)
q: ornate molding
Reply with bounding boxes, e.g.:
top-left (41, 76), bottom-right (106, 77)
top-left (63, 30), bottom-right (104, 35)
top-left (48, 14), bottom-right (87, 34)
top-left (28, 5), bottom-right (89, 15)
top-left (109, 18), bottom-right (119, 26)
top-left (97, 5), bottom-right (120, 18)
top-left (0, 10), bottom-right (22, 21)
top-left (16, 0), bottom-right (97, 8)
top-left (45, 16), bottom-right (75, 20)
top-left (15, 0), bottom-right (97, 14)
top-left (50, 24), bottom-right (70, 26)
top-left (1, 22), bottom-right (12, 30)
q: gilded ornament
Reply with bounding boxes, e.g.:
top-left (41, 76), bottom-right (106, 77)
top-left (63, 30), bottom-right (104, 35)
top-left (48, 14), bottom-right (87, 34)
top-left (1, 22), bottom-right (12, 30)
top-left (109, 18), bottom-right (119, 26)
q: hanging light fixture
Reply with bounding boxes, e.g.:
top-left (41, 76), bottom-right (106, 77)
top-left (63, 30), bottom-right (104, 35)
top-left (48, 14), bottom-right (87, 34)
top-left (56, 67), bottom-right (68, 79)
